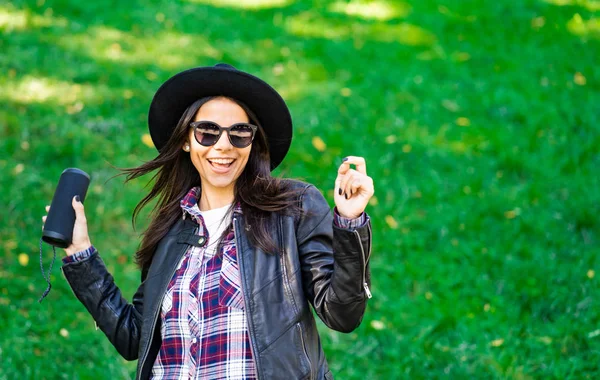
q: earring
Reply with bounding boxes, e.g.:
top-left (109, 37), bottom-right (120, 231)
top-left (184, 145), bottom-right (190, 152)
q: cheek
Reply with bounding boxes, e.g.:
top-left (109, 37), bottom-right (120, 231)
top-left (190, 155), bottom-right (201, 171)
top-left (188, 147), bottom-right (207, 171)
top-left (238, 150), bottom-right (252, 171)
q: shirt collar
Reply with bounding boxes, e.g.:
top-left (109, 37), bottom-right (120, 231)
top-left (180, 186), bottom-right (242, 222)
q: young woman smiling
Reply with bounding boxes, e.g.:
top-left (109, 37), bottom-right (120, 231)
top-left (43, 64), bottom-right (375, 380)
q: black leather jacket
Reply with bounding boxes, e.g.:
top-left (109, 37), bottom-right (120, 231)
top-left (61, 182), bottom-right (372, 379)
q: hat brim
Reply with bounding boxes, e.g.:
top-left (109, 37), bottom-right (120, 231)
top-left (148, 65), bottom-right (292, 170)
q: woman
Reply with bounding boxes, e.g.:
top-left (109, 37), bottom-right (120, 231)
top-left (43, 64), bottom-right (374, 379)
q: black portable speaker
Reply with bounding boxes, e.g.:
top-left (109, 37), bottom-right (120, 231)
top-left (42, 168), bottom-right (91, 248)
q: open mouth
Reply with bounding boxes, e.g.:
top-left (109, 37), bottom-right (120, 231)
top-left (208, 158), bottom-right (235, 168)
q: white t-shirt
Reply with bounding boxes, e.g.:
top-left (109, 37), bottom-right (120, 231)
top-left (199, 203), bottom-right (233, 257)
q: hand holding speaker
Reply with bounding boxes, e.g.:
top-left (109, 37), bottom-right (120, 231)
top-left (41, 168), bottom-right (92, 256)
top-left (43, 197), bottom-right (92, 256)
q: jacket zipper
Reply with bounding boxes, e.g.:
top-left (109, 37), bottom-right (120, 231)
top-left (137, 241), bottom-right (189, 379)
top-left (353, 226), bottom-right (372, 299)
top-left (297, 322), bottom-right (313, 379)
top-left (278, 217), bottom-right (298, 315)
top-left (233, 217), bottom-right (260, 377)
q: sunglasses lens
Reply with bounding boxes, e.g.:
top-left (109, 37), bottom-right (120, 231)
top-left (229, 124), bottom-right (255, 148)
top-left (195, 123), bottom-right (220, 146)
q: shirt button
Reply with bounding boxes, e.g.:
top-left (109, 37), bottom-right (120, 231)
top-left (192, 337), bottom-right (197, 344)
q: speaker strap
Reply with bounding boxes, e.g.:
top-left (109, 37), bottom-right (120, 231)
top-left (38, 237), bottom-right (57, 303)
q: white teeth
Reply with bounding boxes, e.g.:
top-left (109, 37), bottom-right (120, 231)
top-left (209, 158), bottom-right (234, 165)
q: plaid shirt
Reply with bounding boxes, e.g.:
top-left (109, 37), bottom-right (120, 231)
top-left (151, 187), bottom-right (255, 379)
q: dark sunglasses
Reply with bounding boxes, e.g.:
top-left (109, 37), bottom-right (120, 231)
top-left (190, 121), bottom-right (258, 148)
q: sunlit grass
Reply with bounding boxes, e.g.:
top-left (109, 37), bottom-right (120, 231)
top-left (0, 5), bottom-right (67, 31)
top-left (328, 0), bottom-right (411, 21)
top-left (186, 0), bottom-right (293, 10)
top-left (286, 11), bottom-right (436, 46)
top-left (567, 13), bottom-right (599, 38)
top-left (0, 76), bottom-right (106, 105)
top-left (55, 26), bottom-right (222, 69)
top-left (543, 0), bottom-right (600, 12)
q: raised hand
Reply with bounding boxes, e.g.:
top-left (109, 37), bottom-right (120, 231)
top-left (334, 156), bottom-right (375, 219)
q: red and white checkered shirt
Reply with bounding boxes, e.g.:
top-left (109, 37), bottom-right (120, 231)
top-left (151, 187), bottom-right (255, 379)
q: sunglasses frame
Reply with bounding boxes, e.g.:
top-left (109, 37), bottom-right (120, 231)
top-left (190, 120), bottom-right (258, 148)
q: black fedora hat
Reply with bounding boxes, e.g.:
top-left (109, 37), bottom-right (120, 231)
top-left (148, 63), bottom-right (292, 170)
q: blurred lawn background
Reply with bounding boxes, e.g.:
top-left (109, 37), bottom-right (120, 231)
top-left (1, 0), bottom-right (599, 378)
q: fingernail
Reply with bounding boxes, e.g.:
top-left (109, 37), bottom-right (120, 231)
top-left (342, 157), bottom-right (348, 162)
top-left (75, 195), bottom-right (80, 202)
top-left (338, 188), bottom-right (342, 196)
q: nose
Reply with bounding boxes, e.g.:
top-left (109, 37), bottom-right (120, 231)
top-left (213, 130), bottom-right (233, 150)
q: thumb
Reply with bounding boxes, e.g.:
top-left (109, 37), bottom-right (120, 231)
top-left (72, 195), bottom-right (86, 219)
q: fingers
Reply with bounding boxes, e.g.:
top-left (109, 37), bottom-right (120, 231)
top-left (336, 156), bottom-right (368, 199)
top-left (338, 156), bottom-right (367, 175)
top-left (42, 198), bottom-right (87, 230)
top-left (334, 156), bottom-right (375, 217)
top-left (69, 196), bottom-right (92, 254)
top-left (72, 196), bottom-right (86, 222)
top-left (348, 177), bottom-right (362, 197)
top-left (42, 205), bottom-right (49, 230)
top-left (336, 171), bottom-right (375, 200)
top-left (338, 169), bottom-right (358, 198)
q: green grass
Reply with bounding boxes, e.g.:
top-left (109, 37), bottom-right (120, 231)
top-left (1, 0), bottom-right (599, 378)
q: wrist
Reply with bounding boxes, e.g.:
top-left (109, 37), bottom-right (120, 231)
top-left (335, 207), bottom-right (362, 219)
top-left (339, 212), bottom-right (360, 219)
top-left (66, 241), bottom-right (92, 256)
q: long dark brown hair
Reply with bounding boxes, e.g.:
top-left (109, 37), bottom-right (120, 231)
top-left (121, 96), bottom-right (303, 269)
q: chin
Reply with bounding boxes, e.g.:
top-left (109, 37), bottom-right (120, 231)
top-left (209, 178), bottom-right (237, 188)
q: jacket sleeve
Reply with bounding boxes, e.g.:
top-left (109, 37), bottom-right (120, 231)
top-left (297, 185), bottom-right (372, 333)
top-left (61, 250), bottom-right (144, 360)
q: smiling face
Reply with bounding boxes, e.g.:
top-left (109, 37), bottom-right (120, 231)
top-left (185, 97), bottom-right (252, 209)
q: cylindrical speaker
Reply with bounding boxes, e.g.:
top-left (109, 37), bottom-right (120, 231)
top-left (42, 168), bottom-right (91, 248)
